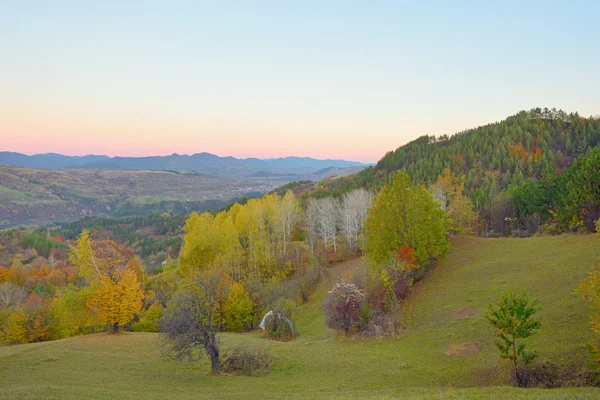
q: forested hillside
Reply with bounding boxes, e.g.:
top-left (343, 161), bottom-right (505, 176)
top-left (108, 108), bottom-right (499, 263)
top-left (307, 108), bottom-right (600, 235)
top-left (320, 108), bottom-right (600, 196)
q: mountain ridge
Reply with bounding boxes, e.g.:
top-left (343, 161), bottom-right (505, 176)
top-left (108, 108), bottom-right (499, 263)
top-left (0, 151), bottom-right (370, 178)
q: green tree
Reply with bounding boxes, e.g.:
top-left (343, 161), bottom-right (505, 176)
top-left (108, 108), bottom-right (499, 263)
top-left (487, 290), bottom-right (541, 385)
top-left (364, 170), bottom-right (449, 268)
top-left (563, 146), bottom-right (600, 231)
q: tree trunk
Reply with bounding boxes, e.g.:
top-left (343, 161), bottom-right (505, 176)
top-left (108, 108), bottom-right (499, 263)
top-left (512, 337), bottom-right (519, 385)
top-left (112, 322), bottom-right (119, 333)
top-left (210, 353), bottom-right (220, 373)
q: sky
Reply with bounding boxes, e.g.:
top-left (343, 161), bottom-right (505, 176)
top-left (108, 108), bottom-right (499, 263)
top-left (1, 1), bottom-right (599, 163)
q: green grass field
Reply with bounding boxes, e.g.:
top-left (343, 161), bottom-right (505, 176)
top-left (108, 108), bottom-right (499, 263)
top-left (1, 235), bottom-right (600, 399)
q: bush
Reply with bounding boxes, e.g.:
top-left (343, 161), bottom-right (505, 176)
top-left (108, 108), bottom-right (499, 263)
top-left (131, 302), bottom-right (164, 332)
top-left (324, 281), bottom-right (365, 335)
top-left (221, 344), bottom-right (275, 376)
top-left (517, 359), bottom-right (598, 388)
top-left (361, 309), bottom-right (397, 338)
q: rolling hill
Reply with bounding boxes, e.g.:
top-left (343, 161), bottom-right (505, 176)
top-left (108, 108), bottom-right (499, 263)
top-left (315, 108), bottom-right (600, 197)
top-left (1, 234), bottom-right (599, 399)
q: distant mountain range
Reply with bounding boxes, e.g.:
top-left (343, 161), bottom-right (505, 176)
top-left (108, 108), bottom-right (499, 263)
top-left (0, 152), bottom-right (370, 180)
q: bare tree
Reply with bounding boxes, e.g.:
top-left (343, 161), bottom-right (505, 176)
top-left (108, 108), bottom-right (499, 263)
top-left (314, 197), bottom-right (339, 252)
top-left (0, 282), bottom-right (26, 308)
top-left (294, 263), bottom-right (320, 303)
top-left (339, 189), bottom-right (373, 252)
top-left (304, 199), bottom-right (319, 252)
top-left (160, 271), bottom-right (224, 372)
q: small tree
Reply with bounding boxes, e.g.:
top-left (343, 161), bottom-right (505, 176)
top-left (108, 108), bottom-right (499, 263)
top-left (0, 282), bottom-right (26, 308)
top-left (577, 256), bottom-right (600, 372)
top-left (324, 281), bottom-right (365, 335)
top-left (487, 290), bottom-right (541, 385)
top-left (294, 263), bottom-right (319, 303)
top-left (160, 271), bottom-right (224, 373)
top-left (223, 282), bottom-right (257, 332)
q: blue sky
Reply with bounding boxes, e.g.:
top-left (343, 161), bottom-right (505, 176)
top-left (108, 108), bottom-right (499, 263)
top-left (1, 1), bottom-right (599, 162)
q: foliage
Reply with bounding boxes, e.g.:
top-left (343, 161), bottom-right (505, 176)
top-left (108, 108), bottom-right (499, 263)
top-left (429, 169), bottom-right (478, 234)
top-left (50, 285), bottom-right (97, 338)
top-left (52, 212), bottom-right (187, 271)
top-left (180, 190), bottom-right (300, 280)
top-left (577, 256), bottom-right (600, 373)
top-left (562, 146), bottom-right (600, 231)
top-left (86, 269), bottom-right (143, 333)
top-left (223, 282), bottom-right (257, 332)
top-left (4, 307), bottom-right (53, 344)
top-left (364, 170), bottom-right (449, 268)
top-left (19, 231), bottom-right (65, 258)
top-left (131, 302), bottom-right (164, 332)
top-left (361, 309), bottom-right (397, 338)
top-left (487, 290), bottom-right (541, 385)
top-left (1, 235), bottom-right (600, 397)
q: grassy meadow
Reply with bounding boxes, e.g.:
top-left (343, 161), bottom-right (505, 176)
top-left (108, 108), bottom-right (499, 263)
top-left (1, 234), bottom-right (599, 399)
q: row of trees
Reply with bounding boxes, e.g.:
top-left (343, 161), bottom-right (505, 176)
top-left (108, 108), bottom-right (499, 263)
top-left (179, 191), bottom-right (301, 280)
top-left (305, 189), bottom-right (373, 254)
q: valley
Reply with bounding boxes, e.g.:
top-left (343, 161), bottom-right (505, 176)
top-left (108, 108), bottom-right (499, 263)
top-left (0, 166), bottom-right (282, 228)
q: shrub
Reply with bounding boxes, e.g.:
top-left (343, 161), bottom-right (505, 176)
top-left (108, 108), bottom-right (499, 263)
top-left (324, 281), bottom-right (365, 335)
top-left (517, 359), bottom-right (598, 388)
top-left (221, 344), bottom-right (275, 376)
top-left (361, 309), bottom-right (397, 338)
top-left (131, 302), bottom-right (164, 332)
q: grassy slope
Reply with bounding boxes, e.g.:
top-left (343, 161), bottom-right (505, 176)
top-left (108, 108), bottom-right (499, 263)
top-left (1, 235), bottom-right (600, 399)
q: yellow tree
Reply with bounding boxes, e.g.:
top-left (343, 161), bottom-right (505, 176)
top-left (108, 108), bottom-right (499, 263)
top-left (179, 212), bottom-right (218, 275)
top-left (5, 308), bottom-right (53, 344)
top-left (87, 269), bottom-right (143, 333)
top-left (429, 169), bottom-right (477, 234)
top-left (9, 256), bottom-right (26, 285)
top-left (70, 231), bottom-right (144, 333)
top-left (69, 229), bottom-right (98, 280)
